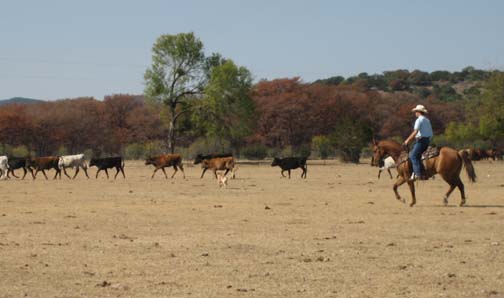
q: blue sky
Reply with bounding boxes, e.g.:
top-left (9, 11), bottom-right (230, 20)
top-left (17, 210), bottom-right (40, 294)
top-left (1, 0), bottom-right (503, 100)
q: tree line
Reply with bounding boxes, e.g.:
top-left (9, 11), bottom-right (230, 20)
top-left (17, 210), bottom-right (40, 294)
top-left (1, 32), bottom-right (503, 161)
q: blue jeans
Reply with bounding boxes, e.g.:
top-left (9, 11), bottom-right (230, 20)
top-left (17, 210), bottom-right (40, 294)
top-left (409, 138), bottom-right (430, 176)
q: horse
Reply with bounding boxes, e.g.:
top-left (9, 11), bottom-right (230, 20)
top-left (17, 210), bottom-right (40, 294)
top-left (371, 139), bottom-right (476, 207)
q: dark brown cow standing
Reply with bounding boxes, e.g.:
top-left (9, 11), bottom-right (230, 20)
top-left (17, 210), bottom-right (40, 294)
top-left (145, 154), bottom-right (185, 179)
top-left (26, 156), bottom-right (62, 180)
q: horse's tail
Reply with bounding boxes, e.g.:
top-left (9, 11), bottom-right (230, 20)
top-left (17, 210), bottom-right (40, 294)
top-left (458, 150), bottom-right (476, 183)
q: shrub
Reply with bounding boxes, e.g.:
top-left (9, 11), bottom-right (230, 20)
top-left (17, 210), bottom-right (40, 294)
top-left (187, 137), bottom-right (232, 159)
top-left (124, 143), bottom-right (145, 160)
top-left (312, 136), bottom-right (332, 159)
top-left (240, 143), bottom-right (268, 160)
top-left (12, 145), bottom-right (30, 158)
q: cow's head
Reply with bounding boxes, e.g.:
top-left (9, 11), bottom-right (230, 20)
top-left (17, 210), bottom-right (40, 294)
top-left (145, 157), bottom-right (155, 165)
top-left (271, 158), bottom-right (281, 167)
top-left (194, 154), bottom-right (204, 165)
top-left (89, 158), bottom-right (97, 167)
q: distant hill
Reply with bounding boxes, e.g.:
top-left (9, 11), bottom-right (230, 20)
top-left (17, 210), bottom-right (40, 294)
top-left (0, 97), bottom-right (45, 106)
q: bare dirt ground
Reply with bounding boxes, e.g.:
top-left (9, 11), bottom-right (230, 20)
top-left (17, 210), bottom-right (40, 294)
top-left (0, 160), bottom-right (503, 298)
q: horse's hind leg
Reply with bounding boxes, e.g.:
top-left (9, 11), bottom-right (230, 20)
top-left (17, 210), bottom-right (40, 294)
top-left (454, 177), bottom-right (466, 206)
top-left (393, 176), bottom-right (407, 204)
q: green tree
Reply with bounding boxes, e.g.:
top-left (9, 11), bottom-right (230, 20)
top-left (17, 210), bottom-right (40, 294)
top-left (478, 72), bottom-right (504, 144)
top-left (144, 32), bottom-right (206, 153)
top-left (193, 60), bottom-right (255, 151)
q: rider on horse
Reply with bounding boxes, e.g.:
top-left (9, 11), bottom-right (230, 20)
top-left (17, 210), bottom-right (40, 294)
top-left (403, 104), bottom-right (433, 181)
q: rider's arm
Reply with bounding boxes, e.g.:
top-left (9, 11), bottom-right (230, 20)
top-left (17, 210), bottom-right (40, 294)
top-left (404, 129), bottom-right (418, 145)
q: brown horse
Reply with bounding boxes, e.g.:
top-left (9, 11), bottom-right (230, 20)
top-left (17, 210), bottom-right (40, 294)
top-left (371, 139), bottom-right (476, 207)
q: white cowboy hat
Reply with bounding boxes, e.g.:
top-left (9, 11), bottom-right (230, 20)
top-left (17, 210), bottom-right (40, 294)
top-left (411, 104), bottom-right (428, 113)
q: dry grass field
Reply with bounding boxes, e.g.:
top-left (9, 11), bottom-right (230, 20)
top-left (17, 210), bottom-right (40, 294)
top-left (0, 160), bottom-right (503, 298)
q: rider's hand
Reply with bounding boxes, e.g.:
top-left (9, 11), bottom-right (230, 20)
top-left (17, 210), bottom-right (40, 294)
top-left (403, 140), bottom-right (409, 146)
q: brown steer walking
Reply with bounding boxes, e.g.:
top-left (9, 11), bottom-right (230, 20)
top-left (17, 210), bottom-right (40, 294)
top-left (145, 154), bottom-right (185, 179)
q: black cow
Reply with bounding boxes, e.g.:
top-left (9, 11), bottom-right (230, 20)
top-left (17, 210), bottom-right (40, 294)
top-left (194, 153), bottom-right (233, 164)
top-left (89, 157), bottom-right (125, 179)
top-left (7, 157), bottom-right (34, 179)
top-left (271, 157), bottom-right (307, 179)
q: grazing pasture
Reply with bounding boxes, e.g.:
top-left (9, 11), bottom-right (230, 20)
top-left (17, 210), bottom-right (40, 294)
top-left (0, 160), bottom-right (503, 297)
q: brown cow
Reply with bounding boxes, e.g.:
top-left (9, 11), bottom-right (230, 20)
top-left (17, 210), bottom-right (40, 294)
top-left (200, 156), bottom-right (235, 179)
top-left (26, 156), bottom-right (62, 180)
top-left (145, 154), bottom-right (185, 179)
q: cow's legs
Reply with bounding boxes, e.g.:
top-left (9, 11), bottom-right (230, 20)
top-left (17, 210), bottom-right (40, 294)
top-left (114, 168), bottom-right (121, 179)
top-left (301, 166), bottom-right (307, 178)
top-left (63, 168), bottom-right (72, 179)
top-left (9, 169), bottom-right (19, 179)
top-left (161, 167), bottom-right (168, 179)
top-left (151, 168), bottom-right (159, 178)
top-left (200, 168), bottom-right (208, 178)
top-left (213, 169), bottom-right (218, 179)
top-left (72, 167), bottom-right (80, 179)
top-left (53, 169), bottom-right (61, 180)
top-left (27, 168), bottom-right (34, 179)
top-left (96, 169), bottom-right (101, 179)
top-left (82, 166), bottom-right (90, 179)
top-left (178, 164), bottom-right (186, 179)
top-left (288, 169), bottom-right (291, 179)
top-left (104, 169), bottom-right (109, 179)
top-left (280, 170), bottom-right (286, 178)
top-left (170, 165), bottom-right (177, 178)
top-left (388, 169), bottom-right (393, 179)
top-left (120, 166), bottom-right (125, 178)
top-left (223, 168), bottom-right (230, 177)
top-left (41, 170), bottom-right (48, 180)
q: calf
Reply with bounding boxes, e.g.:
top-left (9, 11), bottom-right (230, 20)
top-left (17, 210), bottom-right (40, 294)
top-left (145, 154), bottom-right (185, 179)
top-left (26, 156), bottom-right (62, 180)
top-left (58, 154), bottom-right (89, 179)
top-left (378, 156), bottom-right (396, 179)
top-left (0, 156), bottom-right (8, 180)
top-left (89, 157), bottom-right (125, 179)
top-left (200, 156), bottom-right (235, 179)
top-left (271, 157), bottom-right (307, 179)
top-left (7, 157), bottom-right (34, 179)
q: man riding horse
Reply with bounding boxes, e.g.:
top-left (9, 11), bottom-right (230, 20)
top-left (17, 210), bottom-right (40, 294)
top-left (372, 104), bottom-right (476, 207)
top-left (403, 104), bottom-right (433, 181)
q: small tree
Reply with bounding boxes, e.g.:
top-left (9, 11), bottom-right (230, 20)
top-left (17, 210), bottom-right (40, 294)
top-left (144, 32), bottom-right (206, 153)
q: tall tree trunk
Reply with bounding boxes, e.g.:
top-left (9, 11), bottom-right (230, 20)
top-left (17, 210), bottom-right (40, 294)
top-left (168, 107), bottom-right (176, 154)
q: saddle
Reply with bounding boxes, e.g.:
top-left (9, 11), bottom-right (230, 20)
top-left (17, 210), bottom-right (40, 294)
top-left (421, 146), bottom-right (440, 161)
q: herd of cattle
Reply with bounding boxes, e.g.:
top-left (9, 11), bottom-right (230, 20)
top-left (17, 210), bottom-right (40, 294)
top-left (0, 153), bottom-right (309, 181)
top-left (0, 147), bottom-right (499, 181)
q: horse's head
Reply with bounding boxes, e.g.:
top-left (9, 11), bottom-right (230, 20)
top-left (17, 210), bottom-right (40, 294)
top-left (371, 141), bottom-right (386, 167)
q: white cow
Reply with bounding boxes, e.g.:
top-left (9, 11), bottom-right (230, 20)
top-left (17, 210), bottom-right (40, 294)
top-left (58, 154), bottom-right (89, 179)
top-left (378, 156), bottom-right (396, 179)
top-left (0, 156), bottom-right (9, 180)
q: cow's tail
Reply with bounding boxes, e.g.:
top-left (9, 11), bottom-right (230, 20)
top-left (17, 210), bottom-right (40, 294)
top-left (458, 150), bottom-right (476, 183)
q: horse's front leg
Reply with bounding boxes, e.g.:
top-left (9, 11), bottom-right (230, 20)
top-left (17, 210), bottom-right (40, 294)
top-left (393, 176), bottom-right (406, 204)
top-left (407, 180), bottom-right (416, 207)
